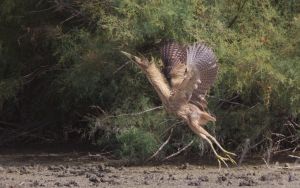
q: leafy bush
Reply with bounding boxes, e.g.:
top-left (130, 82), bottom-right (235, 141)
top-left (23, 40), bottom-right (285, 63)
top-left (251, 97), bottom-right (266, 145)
top-left (0, 0), bottom-right (299, 158)
top-left (116, 127), bottom-right (158, 161)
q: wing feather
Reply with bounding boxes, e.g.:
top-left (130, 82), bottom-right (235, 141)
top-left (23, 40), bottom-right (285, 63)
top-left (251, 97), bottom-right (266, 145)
top-left (160, 42), bottom-right (186, 79)
top-left (186, 43), bottom-right (218, 100)
top-left (160, 42), bottom-right (218, 108)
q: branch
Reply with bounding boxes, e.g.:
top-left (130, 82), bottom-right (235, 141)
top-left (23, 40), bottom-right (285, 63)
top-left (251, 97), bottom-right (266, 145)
top-left (228, 0), bottom-right (249, 28)
top-left (163, 140), bottom-right (194, 161)
top-left (262, 157), bottom-right (271, 169)
top-left (0, 121), bottom-right (19, 128)
top-left (147, 128), bottom-right (173, 161)
top-left (113, 61), bottom-right (130, 74)
top-left (101, 106), bottom-right (163, 121)
top-left (289, 155), bottom-right (300, 160)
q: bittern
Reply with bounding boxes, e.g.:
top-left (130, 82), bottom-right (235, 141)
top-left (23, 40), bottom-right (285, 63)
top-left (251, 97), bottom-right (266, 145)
top-left (122, 41), bottom-right (236, 167)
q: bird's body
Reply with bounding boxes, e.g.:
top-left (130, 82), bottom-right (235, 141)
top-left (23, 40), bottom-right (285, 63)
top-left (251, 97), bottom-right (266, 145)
top-left (159, 42), bottom-right (236, 167)
top-left (122, 41), bottom-right (236, 167)
top-left (160, 42), bottom-right (218, 110)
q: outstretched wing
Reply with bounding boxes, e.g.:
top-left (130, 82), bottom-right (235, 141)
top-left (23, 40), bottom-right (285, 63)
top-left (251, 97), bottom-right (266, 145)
top-left (186, 43), bottom-right (218, 108)
top-left (160, 42), bottom-right (186, 80)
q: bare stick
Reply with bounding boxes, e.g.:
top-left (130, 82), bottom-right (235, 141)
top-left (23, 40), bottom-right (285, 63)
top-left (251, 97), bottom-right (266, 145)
top-left (276, 166), bottom-right (300, 169)
top-left (163, 140), bottom-right (194, 161)
top-left (262, 157), bottom-right (271, 169)
top-left (273, 148), bottom-right (293, 154)
top-left (113, 61), bottom-right (130, 74)
top-left (101, 106), bottom-right (163, 121)
top-left (238, 138), bottom-right (250, 166)
top-left (147, 128), bottom-right (173, 161)
top-left (0, 121), bottom-right (19, 128)
top-left (289, 155), bottom-right (300, 160)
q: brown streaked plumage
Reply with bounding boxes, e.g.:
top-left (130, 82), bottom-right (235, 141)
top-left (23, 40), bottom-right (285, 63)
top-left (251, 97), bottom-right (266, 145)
top-left (160, 42), bottom-right (186, 89)
top-left (122, 42), bottom-right (235, 168)
top-left (160, 42), bottom-right (218, 110)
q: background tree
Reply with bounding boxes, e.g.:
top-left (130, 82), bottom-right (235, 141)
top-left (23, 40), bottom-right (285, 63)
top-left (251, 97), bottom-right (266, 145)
top-left (0, 0), bottom-right (299, 161)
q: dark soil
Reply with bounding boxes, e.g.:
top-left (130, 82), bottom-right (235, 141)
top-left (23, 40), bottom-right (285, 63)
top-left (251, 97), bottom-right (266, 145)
top-left (0, 148), bottom-right (299, 188)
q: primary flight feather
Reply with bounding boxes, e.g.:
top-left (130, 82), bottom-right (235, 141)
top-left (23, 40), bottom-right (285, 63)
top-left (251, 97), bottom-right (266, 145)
top-left (160, 42), bottom-right (218, 109)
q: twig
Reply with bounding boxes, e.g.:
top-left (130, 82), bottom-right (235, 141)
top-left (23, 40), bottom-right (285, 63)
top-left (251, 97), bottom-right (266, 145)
top-left (29, 6), bottom-right (56, 13)
top-left (209, 95), bottom-right (247, 108)
top-left (289, 155), bottom-right (300, 160)
top-left (276, 166), bottom-right (300, 169)
top-left (60, 12), bottom-right (81, 24)
top-left (238, 138), bottom-right (250, 166)
top-left (163, 140), bottom-right (194, 161)
top-left (271, 133), bottom-right (286, 137)
top-left (147, 128), bottom-right (173, 161)
top-left (0, 123), bottom-right (52, 145)
top-left (261, 156), bottom-right (300, 170)
top-left (113, 61), bottom-right (130, 74)
top-left (0, 121), bottom-right (19, 128)
top-left (249, 138), bottom-right (266, 149)
top-left (89, 105), bottom-right (107, 115)
top-left (289, 119), bottom-right (300, 128)
top-left (0, 128), bottom-right (53, 145)
top-left (273, 148), bottom-right (293, 154)
top-left (101, 106), bottom-right (163, 121)
top-left (113, 106), bottom-right (163, 117)
top-left (160, 120), bottom-right (183, 137)
top-left (262, 157), bottom-right (271, 169)
top-left (264, 137), bottom-right (273, 164)
top-left (228, 0), bottom-right (249, 28)
top-left (292, 145), bottom-right (299, 152)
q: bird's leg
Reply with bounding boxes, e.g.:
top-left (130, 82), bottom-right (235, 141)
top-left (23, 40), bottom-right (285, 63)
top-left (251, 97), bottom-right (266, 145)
top-left (187, 112), bottom-right (236, 167)
top-left (196, 125), bottom-right (237, 165)
top-left (197, 126), bottom-right (236, 157)
top-left (188, 121), bottom-right (230, 168)
top-left (208, 135), bottom-right (237, 156)
top-left (189, 105), bottom-right (235, 159)
top-left (198, 133), bottom-right (229, 168)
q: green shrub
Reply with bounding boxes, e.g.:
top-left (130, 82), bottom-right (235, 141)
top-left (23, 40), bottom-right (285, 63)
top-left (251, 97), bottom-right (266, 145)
top-left (117, 127), bottom-right (158, 161)
top-left (0, 0), bottom-right (299, 157)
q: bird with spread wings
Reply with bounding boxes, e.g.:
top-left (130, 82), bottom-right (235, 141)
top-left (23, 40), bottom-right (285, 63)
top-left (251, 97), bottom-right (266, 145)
top-left (122, 41), bottom-right (236, 167)
top-left (161, 42), bottom-right (218, 111)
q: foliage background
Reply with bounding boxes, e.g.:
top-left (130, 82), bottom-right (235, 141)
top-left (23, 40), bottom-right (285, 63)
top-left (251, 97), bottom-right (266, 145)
top-left (0, 0), bottom-right (299, 161)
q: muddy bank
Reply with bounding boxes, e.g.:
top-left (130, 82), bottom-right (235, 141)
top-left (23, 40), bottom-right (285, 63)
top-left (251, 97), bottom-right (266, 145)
top-left (0, 151), bottom-right (299, 188)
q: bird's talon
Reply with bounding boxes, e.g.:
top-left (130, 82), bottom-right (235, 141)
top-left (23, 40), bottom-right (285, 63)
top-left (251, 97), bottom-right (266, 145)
top-left (224, 150), bottom-right (237, 156)
top-left (216, 153), bottom-right (237, 168)
top-left (216, 155), bottom-right (229, 168)
top-left (225, 154), bottom-right (237, 165)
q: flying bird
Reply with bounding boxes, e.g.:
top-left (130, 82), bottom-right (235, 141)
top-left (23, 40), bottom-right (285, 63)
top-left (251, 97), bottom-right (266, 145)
top-left (160, 42), bottom-right (218, 111)
top-left (122, 41), bottom-right (236, 167)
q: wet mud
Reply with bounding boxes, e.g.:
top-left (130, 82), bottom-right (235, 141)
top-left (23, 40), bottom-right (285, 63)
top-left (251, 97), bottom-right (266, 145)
top-left (0, 151), bottom-right (299, 187)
